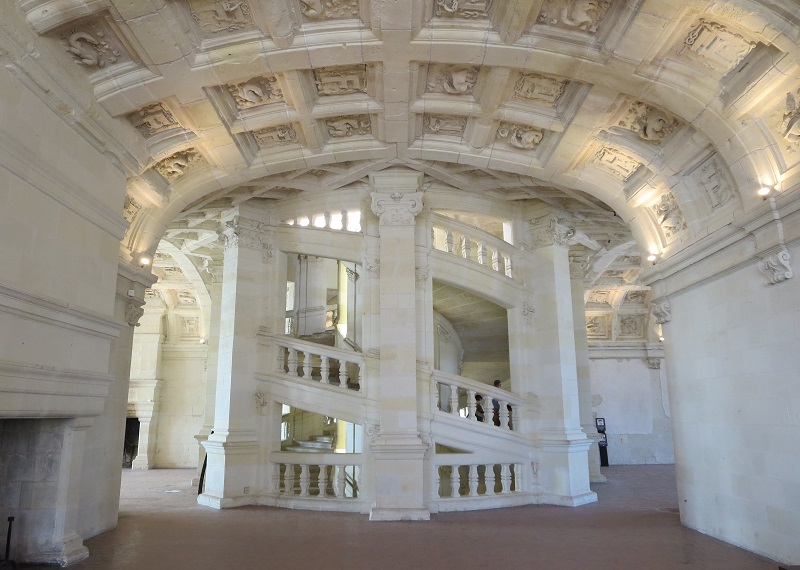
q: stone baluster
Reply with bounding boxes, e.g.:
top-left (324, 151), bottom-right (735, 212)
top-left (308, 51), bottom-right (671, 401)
top-left (501, 464), bottom-right (512, 494)
top-left (341, 210), bottom-right (349, 231)
top-left (492, 249), bottom-right (500, 272)
top-left (335, 465), bottom-right (346, 497)
top-left (276, 345), bottom-right (285, 373)
top-left (468, 464), bottom-right (479, 497)
top-left (320, 356), bottom-right (330, 384)
top-left (477, 241), bottom-right (487, 266)
top-left (288, 348), bottom-right (298, 376)
top-left (318, 464), bottom-right (328, 496)
top-left (499, 400), bottom-right (510, 429)
top-left (302, 351), bottom-right (312, 379)
top-left (338, 359), bottom-right (348, 387)
top-left (299, 464), bottom-right (310, 497)
top-left (461, 235), bottom-right (471, 260)
top-left (434, 383), bottom-right (441, 411)
top-left (272, 462), bottom-right (281, 494)
top-left (450, 466), bottom-right (460, 498)
top-left (445, 229), bottom-right (454, 253)
top-left (283, 464), bottom-right (294, 495)
top-left (467, 389), bottom-right (476, 419)
top-left (504, 254), bottom-right (513, 278)
top-left (449, 384), bottom-right (459, 416)
top-left (356, 365), bottom-right (362, 390)
top-left (323, 211), bottom-right (331, 229)
top-left (484, 464), bottom-right (496, 496)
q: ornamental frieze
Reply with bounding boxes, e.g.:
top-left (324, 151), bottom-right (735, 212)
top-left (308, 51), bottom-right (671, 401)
top-left (314, 65), bottom-right (368, 96)
top-left (695, 157), bottom-right (734, 209)
top-left (592, 147), bottom-right (641, 181)
top-left (226, 76), bottom-right (283, 109)
top-left (123, 196), bottom-right (142, 223)
top-left (537, 0), bottom-right (611, 34)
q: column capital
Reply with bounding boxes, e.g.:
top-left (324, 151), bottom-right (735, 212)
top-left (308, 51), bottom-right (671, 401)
top-left (370, 191), bottom-right (424, 226)
top-left (529, 213), bottom-right (575, 248)
top-left (222, 217), bottom-right (274, 262)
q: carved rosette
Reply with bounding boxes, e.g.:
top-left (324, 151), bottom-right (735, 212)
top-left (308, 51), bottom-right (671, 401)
top-left (651, 298), bottom-right (672, 325)
top-left (426, 64), bottom-right (478, 95)
top-left (537, 0), bottom-right (611, 33)
top-left (423, 114), bottom-right (467, 136)
top-left (129, 103), bottom-right (180, 138)
top-left (326, 116), bottom-right (371, 137)
top-left (757, 246), bottom-right (793, 285)
top-left (617, 101), bottom-right (679, 144)
top-left (370, 192), bottom-right (424, 226)
top-left (226, 76), bottom-right (283, 109)
top-left (529, 216), bottom-right (574, 248)
top-left (496, 123), bottom-right (544, 150)
top-left (433, 0), bottom-right (492, 19)
top-left (314, 65), bottom-right (367, 96)
top-left (223, 218), bottom-right (274, 263)
top-left (154, 148), bottom-right (204, 181)
top-left (513, 73), bottom-right (566, 107)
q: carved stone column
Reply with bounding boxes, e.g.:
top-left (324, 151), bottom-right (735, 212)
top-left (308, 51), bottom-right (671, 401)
top-left (367, 170), bottom-right (430, 521)
top-left (569, 256), bottom-right (606, 484)
top-left (199, 204), bottom-right (277, 509)
top-left (517, 211), bottom-right (595, 506)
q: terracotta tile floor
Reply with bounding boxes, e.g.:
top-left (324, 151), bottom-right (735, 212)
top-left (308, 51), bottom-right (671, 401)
top-left (28, 465), bottom-right (780, 569)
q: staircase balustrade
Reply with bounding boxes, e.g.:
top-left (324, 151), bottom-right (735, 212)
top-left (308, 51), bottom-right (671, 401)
top-left (271, 452), bottom-right (362, 500)
top-left (433, 371), bottom-right (524, 431)
top-left (269, 336), bottom-right (364, 392)
top-left (281, 209), bottom-right (362, 233)
top-left (430, 214), bottom-right (514, 279)
top-left (434, 458), bottom-right (522, 500)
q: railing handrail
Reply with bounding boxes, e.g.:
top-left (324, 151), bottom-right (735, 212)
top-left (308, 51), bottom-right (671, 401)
top-left (429, 212), bottom-right (515, 255)
top-left (433, 453), bottom-right (527, 466)
top-left (432, 370), bottom-right (526, 407)
top-left (259, 330), bottom-right (365, 364)
top-left (270, 451), bottom-right (363, 466)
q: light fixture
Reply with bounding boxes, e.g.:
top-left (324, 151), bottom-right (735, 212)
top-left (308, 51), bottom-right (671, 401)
top-left (647, 254), bottom-right (657, 263)
top-left (659, 336), bottom-right (665, 342)
top-left (757, 186), bottom-right (772, 197)
top-left (139, 255), bottom-right (151, 267)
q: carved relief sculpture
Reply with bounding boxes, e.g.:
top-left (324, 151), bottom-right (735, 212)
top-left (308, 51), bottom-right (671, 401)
top-left (652, 193), bottom-right (687, 238)
top-left (521, 300), bottom-right (535, 325)
top-left (529, 215), bottom-right (574, 248)
top-left (537, 0), bottom-right (611, 33)
top-left (651, 297), bottom-right (671, 324)
top-left (592, 147), bottom-right (641, 181)
top-left (433, 0), bottom-right (492, 19)
top-left (223, 218), bottom-right (274, 263)
top-left (370, 192), bottom-right (424, 226)
top-left (181, 316), bottom-right (201, 337)
top-left (696, 157), bottom-right (734, 209)
top-left (586, 315), bottom-right (609, 339)
top-left (57, 19), bottom-right (126, 69)
top-left (300, 0), bottom-right (359, 21)
top-left (587, 290), bottom-right (610, 304)
top-left (679, 19), bottom-right (756, 72)
top-left (423, 115), bottom-right (467, 136)
top-left (496, 122), bottom-right (544, 150)
top-left (123, 196), bottom-right (142, 223)
top-left (624, 290), bottom-right (647, 304)
top-left (129, 103), bottom-right (180, 138)
top-left (513, 73), bottom-right (567, 107)
top-left (326, 116), bottom-right (371, 137)
top-left (253, 125), bottom-right (297, 147)
top-left (154, 148), bottom-right (203, 181)
top-left (781, 88), bottom-right (800, 153)
top-left (189, 0), bottom-right (253, 34)
top-left (426, 64), bottom-right (478, 96)
top-left (315, 65), bottom-right (368, 96)
top-left (617, 101), bottom-right (680, 143)
top-left (226, 76), bottom-right (283, 109)
top-left (619, 315), bottom-right (642, 337)
top-left (415, 265), bottom-right (430, 289)
top-left (126, 302), bottom-right (145, 327)
top-left (758, 246), bottom-right (794, 285)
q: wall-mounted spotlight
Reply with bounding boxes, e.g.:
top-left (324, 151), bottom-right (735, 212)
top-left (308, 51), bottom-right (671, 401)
top-left (757, 186), bottom-right (772, 198)
top-left (139, 255), bottom-right (152, 268)
top-left (647, 253), bottom-right (657, 263)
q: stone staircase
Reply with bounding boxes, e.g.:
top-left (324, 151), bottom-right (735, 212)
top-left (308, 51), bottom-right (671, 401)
top-left (285, 435), bottom-right (334, 453)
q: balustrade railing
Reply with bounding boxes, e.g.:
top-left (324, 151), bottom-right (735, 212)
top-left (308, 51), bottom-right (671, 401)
top-left (434, 456), bottom-right (522, 499)
top-left (271, 336), bottom-right (363, 392)
top-left (270, 452), bottom-right (362, 499)
top-left (282, 210), bottom-right (362, 233)
top-left (433, 371), bottom-right (524, 431)
top-left (430, 213), bottom-right (514, 279)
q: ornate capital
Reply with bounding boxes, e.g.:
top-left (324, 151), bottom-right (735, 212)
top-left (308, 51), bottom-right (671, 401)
top-left (757, 246), bottom-right (793, 285)
top-left (370, 192), bottom-right (424, 226)
top-left (529, 215), bottom-right (574, 248)
top-left (651, 297), bottom-right (672, 325)
top-left (125, 300), bottom-right (145, 327)
top-left (223, 218), bottom-right (274, 263)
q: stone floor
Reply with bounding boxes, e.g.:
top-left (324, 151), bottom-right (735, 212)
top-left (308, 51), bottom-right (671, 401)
top-left (25, 465), bottom-right (780, 569)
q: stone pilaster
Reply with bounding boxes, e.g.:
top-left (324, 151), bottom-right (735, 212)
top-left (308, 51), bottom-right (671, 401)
top-left (367, 170), bottom-right (429, 521)
top-left (199, 204), bottom-right (277, 509)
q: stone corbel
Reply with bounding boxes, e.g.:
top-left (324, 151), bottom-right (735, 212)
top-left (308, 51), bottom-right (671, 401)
top-left (757, 245), bottom-right (793, 285)
top-left (125, 300), bottom-right (145, 327)
top-left (651, 297), bottom-right (671, 324)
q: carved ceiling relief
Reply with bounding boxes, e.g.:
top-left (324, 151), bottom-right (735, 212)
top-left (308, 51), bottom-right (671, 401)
top-left (123, 196), bottom-right (142, 223)
top-left (178, 291), bottom-right (198, 305)
top-left (253, 125), bottom-right (297, 147)
top-left (299, 0), bottom-right (359, 21)
top-left (495, 123), bottom-right (544, 150)
top-left (426, 64), bottom-right (478, 96)
top-left (592, 147), bottom-right (641, 181)
top-left (54, 18), bottom-right (127, 70)
top-left (187, 0), bottom-right (254, 34)
top-left (226, 76), bottom-right (283, 109)
top-left (617, 314), bottom-right (644, 338)
top-left (433, 0), bottom-right (493, 19)
top-left (624, 290), bottom-right (647, 305)
top-left (154, 148), bottom-right (204, 181)
top-left (326, 116), bottom-right (371, 137)
top-left (678, 19), bottom-right (757, 73)
top-left (513, 73), bottom-right (567, 107)
top-left (617, 101), bottom-right (680, 144)
top-left (586, 290), bottom-right (611, 305)
top-left (695, 157), bottom-right (735, 209)
top-left (781, 88), bottom-right (800, 153)
top-left (651, 192), bottom-right (687, 238)
top-left (424, 114), bottom-right (467, 136)
top-left (129, 103), bottom-right (180, 138)
top-left (537, 0), bottom-right (611, 33)
top-left (586, 315), bottom-right (611, 340)
top-left (314, 65), bottom-right (368, 96)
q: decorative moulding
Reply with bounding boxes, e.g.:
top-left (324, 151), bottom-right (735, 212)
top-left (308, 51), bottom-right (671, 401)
top-left (781, 87), bottom-right (800, 154)
top-left (495, 122), bottom-right (544, 150)
top-left (651, 192), bottom-right (687, 239)
top-left (591, 147), bottom-right (642, 181)
top-left (253, 125), bottom-right (298, 148)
